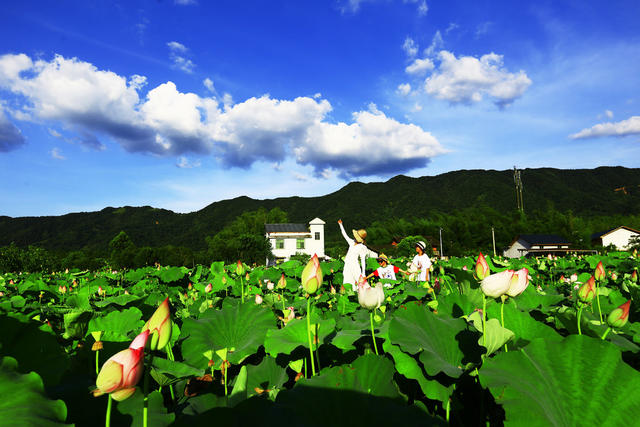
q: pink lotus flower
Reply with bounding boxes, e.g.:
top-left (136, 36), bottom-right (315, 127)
top-left (480, 270), bottom-right (514, 298)
top-left (506, 268), bottom-right (529, 297)
top-left (205, 283), bottom-right (212, 293)
top-left (595, 261), bottom-right (606, 281)
top-left (570, 273), bottom-right (578, 283)
top-left (474, 252), bottom-right (490, 280)
top-left (94, 330), bottom-right (149, 401)
top-left (607, 300), bottom-right (631, 328)
top-left (141, 297), bottom-right (172, 351)
top-left (255, 294), bottom-right (263, 304)
top-left (301, 254), bottom-right (323, 294)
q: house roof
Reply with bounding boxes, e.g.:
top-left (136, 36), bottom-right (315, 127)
top-left (591, 226), bottom-right (640, 240)
top-left (517, 234), bottom-right (571, 245)
top-left (265, 223), bottom-right (309, 233)
top-left (309, 217), bottom-right (325, 225)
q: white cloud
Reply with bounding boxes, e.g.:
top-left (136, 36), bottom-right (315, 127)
top-left (0, 53), bottom-right (446, 177)
top-left (570, 116), bottom-right (640, 139)
top-left (411, 102), bottom-right (423, 112)
top-left (417, 1), bottom-right (428, 16)
top-left (313, 93), bottom-right (322, 99)
top-left (424, 31), bottom-right (444, 57)
top-left (50, 147), bottom-right (65, 160)
top-left (445, 22), bottom-right (459, 34)
top-left (203, 78), bottom-right (215, 93)
top-left (167, 41), bottom-right (195, 73)
top-left (402, 37), bottom-right (418, 58)
top-left (293, 172), bottom-right (310, 181)
top-left (0, 107), bottom-right (25, 152)
top-left (605, 110), bottom-right (613, 119)
top-left (176, 156), bottom-right (201, 168)
top-left (48, 128), bottom-right (62, 138)
top-left (405, 58), bottom-right (434, 75)
top-left (397, 83), bottom-right (411, 96)
top-left (424, 51), bottom-right (532, 106)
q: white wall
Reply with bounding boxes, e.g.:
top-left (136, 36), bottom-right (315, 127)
top-left (602, 228), bottom-right (640, 250)
top-left (308, 221), bottom-right (325, 258)
top-left (504, 239), bottom-right (529, 258)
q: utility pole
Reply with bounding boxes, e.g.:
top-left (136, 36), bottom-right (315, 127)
top-left (513, 166), bottom-right (524, 212)
top-left (439, 228), bottom-right (443, 259)
top-left (492, 227), bottom-right (496, 257)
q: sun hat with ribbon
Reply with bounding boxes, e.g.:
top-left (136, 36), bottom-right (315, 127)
top-left (352, 229), bottom-right (367, 243)
top-left (416, 241), bottom-right (426, 251)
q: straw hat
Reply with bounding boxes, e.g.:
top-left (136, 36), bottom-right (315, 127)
top-left (377, 253), bottom-right (389, 263)
top-left (352, 229), bottom-right (367, 243)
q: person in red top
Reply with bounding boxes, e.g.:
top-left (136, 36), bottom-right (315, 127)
top-left (366, 254), bottom-right (406, 287)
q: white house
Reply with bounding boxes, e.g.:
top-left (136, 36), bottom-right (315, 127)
top-left (591, 226), bottom-right (640, 250)
top-left (504, 234), bottom-right (571, 258)
top-left (265, 218), bottom-right (325, 264)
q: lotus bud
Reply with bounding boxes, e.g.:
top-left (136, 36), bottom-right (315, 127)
top-left (301, 254), bottom-right (323, 295)
top-left (462, 265), bottom-right (468, 271)
top-left (59, 285), bottom-right (67, 294)
top-left (595, 261), bottom-right (606, 281)
top-left (245, 272), bottom-right (250, 281)
top-left (255, 294), bottom-right (263, 304)
top-left (506, 268), bottom-right (529, 297)
top-left (611, 271), bottom-right (618, 281)
top-left (340, 284), bottom-right (345, 294)
top-left (236, 260), bottom-right (245, 276)
top-left (632, 270), bottom-right (638, 282)
top-left (266, 281), bottom-right (274, 291)
top-left (0, 292), bottom-right (4, 297)
top-left (607, 300), bottom-right (631, 328)
top-left (474, 252), bottom-right (490, 280)
top-left (330, 285), bottom-right (336, 295)
top-left (94, 330), bottom-right (149, 401)
top-left (480, 270), bottom-right (514, 298)
top-left (188, 283), bottom-right (193, 290)
top-left (98, 286), bottom-right (105, 296)
top-left (578, 276), bottom-right (596, 303)
top-left (205, 283), bottom-right (212, 293)
top-left (141, 297), bottom-right (172, 351)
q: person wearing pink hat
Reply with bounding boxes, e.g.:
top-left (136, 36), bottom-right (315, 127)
top-left (338, 219), bottom-right (378, 291)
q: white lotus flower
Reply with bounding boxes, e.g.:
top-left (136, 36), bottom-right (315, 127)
top-left (357, 280), bottom-right (385, 310)
top-left (480, 270), bottom-right (514, 298)
top-left (506, 268), bottom-right (529, 297)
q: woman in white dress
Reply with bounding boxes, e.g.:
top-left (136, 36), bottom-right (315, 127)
top-left (338, 219), bottom-right (378, 291)
top-left (410, 240), bottom-right (432, 283)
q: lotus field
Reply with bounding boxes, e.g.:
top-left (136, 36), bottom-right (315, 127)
top-left (2, 251), bottom-right (640, 426)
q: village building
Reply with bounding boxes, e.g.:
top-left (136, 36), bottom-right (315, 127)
top-left (591, 226), bottom-right (640, 250)
top-left (503, 234), bottom-right (572, 258)
top-left (265, 218), bottom-right (325, 264)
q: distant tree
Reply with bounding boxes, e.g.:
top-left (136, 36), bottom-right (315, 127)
top-left (109, 231), bottom-right (137, 269)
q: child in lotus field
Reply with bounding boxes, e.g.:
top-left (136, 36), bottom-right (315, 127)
top-left (409, 240), bottom-right (432, 283)
top-left (365, 253), bottom-right (407, 288)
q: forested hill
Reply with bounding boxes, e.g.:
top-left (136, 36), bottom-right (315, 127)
top-left (2, 166), bottom-right (640, 253)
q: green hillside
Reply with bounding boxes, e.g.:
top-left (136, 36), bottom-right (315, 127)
top-left (1, 166), bottom-right (639, 255)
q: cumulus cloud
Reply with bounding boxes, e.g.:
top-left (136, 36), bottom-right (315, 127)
top-left (167, 41), bottom-right (195, 73)
top-left (424, 51), bottom-right (532, 106)
top-left (0, 53), bottom-right (446, 177)
top-left (203, 78), bottom-right (215, 92)
top-left (424, 31), bottom-right (444, 57)
top-left (570, 116), bottom-right (640, 139)
top-left (405, 58), bottom-right (434, 75)
top-left (176, 156), bottom-right (201, 168)
top-left (402, 37), bottom-right (418, 58)
top-left (397, 83), bottom-right (411, 96)
top-left (0, 108), bottom-right (25, 152)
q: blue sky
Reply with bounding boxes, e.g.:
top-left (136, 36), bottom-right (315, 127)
top-left (1, 0), bottom-right (639, 217)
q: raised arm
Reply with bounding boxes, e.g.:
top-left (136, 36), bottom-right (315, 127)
top-left (338, 220), bottom-right (354, 245)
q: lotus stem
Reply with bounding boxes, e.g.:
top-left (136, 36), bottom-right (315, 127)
top-left (314, 322), bottom-right (322, 371)
top-left (595, 283), bottom-right (603, 323)
top-left (601, 326), bottom-right (611, 340)
top-left (370, 310), bottom-right (379, 355)
top-left (306, 297), bottom-right (316, 376)
top-left (482, 294), bottom-right (487, 349)
top-left (240, 276), bottom-right (245, 304)
top-left (224, 360), bottom-right (228, 396)
top-left (165, 345), bottom-right (176, 401)
top-left (501, 298), bottom-right (508, 352)
top-left (105, 393), bottom-right (112, 427)
top-left (446, 397), bottom-right (450, 423)
top-left (95, 350), bottom-right (100, 376)
top-left (143, 354), bottom-right (154, 427)
top-left (577, 305), bottom-right (583, 335)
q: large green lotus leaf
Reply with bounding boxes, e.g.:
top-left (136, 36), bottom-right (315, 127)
top-left (382, 340), bottom-right (453, 404)
top-left (88, 307), bottom-right (144, 342)
top-left (335, 294), bottom-right (359, 315)
top-left (62, 309), bottom-right (92, 339)
top-left (115, 390), bottom-right (174, 426)
top-left (467, 311), bottom-right (514, 356)
top-left (228, 365), bottom-right (248, 407)
top-left (437, 291), bottom-right (483, 318)
top-left (94, 293), bottom-right (143, 308)
top-left (0, 315), bottom-right (69, 387)
top-left (124, 268), bottom-right (148, 283)
top-left (276, 354), bottom-right (443, 425)
top-left (245, 356), bottom-right (288, 400)
top-left (181, 300), bottom-right (275, 368)
top-left (389, 302), bottom-right (478, 378)
top-left (264, 317), bottom-right (336, 357)
top-left (479, 335), bottom-right (640, 426)
top-left (513, 285), bottom-right (564, 311)
top-left (0, 357), bottom-right (69, 426)
top-left (486, 301), bottom-right (562, 348)
top-left (155, 266), bottom-right (188, 283)
top-left (331, 328), bottom-right (363, 351)
top-left (152, 357), bottom-right (204, 380)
